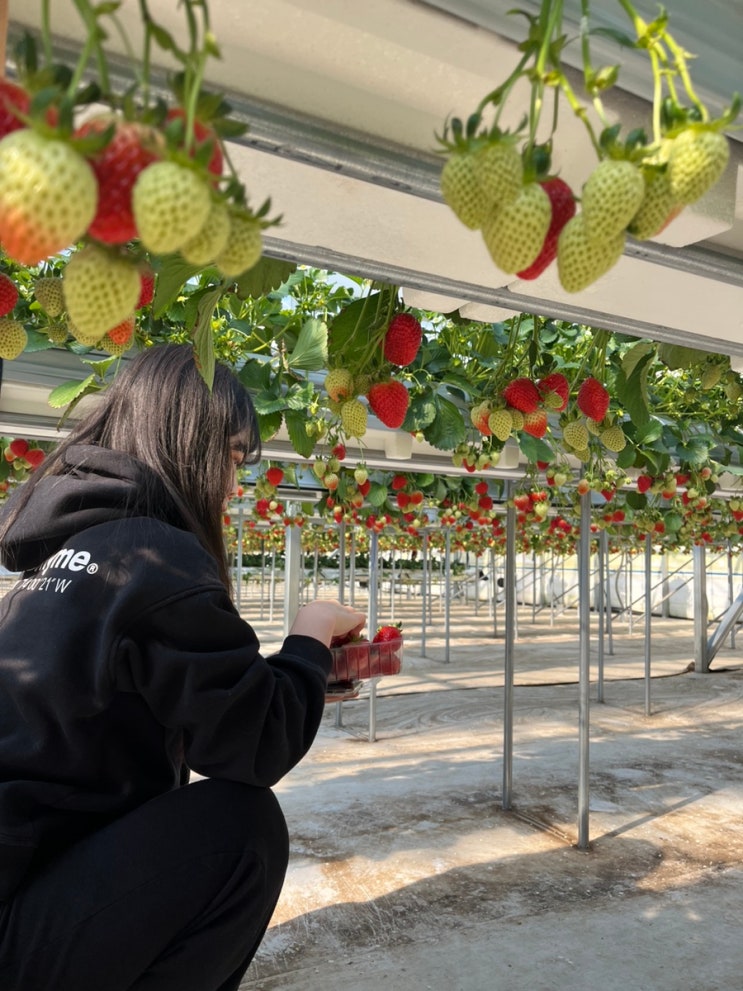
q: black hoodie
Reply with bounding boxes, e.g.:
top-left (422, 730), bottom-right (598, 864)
top-left (0, 445), bottom-right (332, 901)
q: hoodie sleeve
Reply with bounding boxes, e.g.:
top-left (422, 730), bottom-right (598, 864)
top-left (114, 586), bottom-right (333, 787)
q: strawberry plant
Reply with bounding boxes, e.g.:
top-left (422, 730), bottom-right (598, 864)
top-left (436, 0), bottom-right (739, 290)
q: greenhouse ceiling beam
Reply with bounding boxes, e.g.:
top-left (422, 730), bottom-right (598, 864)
top-left (263, 236), bottom-right (743, 358)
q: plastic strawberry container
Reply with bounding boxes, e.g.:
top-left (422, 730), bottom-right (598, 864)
top-left (329, 637), bottom-right (403, 681)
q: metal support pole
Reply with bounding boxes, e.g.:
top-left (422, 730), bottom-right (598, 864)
top-left (421, 532), bottom-right (428, 657)
top-left (368, 528), bottom-right (380, 742)
top-left (693, 544), bottom-right (710, 672)
top-left (283, 513), bottom-right (302, 638)
top-left (644, 534), bottom-right (653, 716)
top-left (577, 492), bottom-right (592, 850)
top-left (728, 547), bottom-right (736, 650)
top-left (597, 531), bottom-right (605, 703)
top-left (338, 522), bottom-right (346, 605)
top-left (502, 497), bottom-right (516, 811)
top-left (349, 530), bottom-right (356, 607)
top-left (444, 527), bottom-right (452, 664)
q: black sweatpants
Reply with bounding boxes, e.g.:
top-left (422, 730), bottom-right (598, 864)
top-left (0, 778), bottom-right (290, 991)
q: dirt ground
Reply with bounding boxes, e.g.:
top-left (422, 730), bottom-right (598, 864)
top-left (236, 595), bottom-right (743, 991)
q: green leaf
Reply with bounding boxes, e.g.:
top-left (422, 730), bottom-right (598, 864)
top-left (621, 340), bottom-right (655, 379)
top-left (328, 290), bottom-right (391, 355)
top-left (47, 375), bottom-right (97, 409)
top-left (258, 409), bottom-right (282, 442)
top-left (234, 257), bottom-right (298, 298)
top-left (286, 318), bottom-right (328, 371)
top-left (676, 438), bottom-right (710, 466)
top-left (657, 343), bottom-right (710, 369)
top-left (237, 357), bottom-right (274, 392)
top-left (635, 418), bottom-right (664, 444)
top-left (616, 443), bottom-right (637, 469)
top-left (152, 255), bottom-right (203, 318)
top-left (421, 396), bottom-right (466, 450)
top-left (252, 391), bottom-right (289, 416)
top-left (23, 329), bottom-right (56, 352)
top-left (284, 408), bottom-right (316, 458)
top-left (517, 433), bottom-right (554, 464)
top-left (616, 355), bottom-right (652, 428)
top-left (367, 482), bottom-right (389, 507)
top-left (405, 392), bottom-right (437, 430)
top-left (192, 286), bottom-right (224, 390)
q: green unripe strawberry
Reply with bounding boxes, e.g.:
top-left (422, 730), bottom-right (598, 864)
top-left (581, 160), bottom-right (645, 244)
top-left (472, 140), bottom-right (523, 213)
top-left (700, 363), bottom-right (722, 390)
top-left (132, 161), bottom-right (212, 254)
top-left (214, 211), bottom-right (263, 277)
top-left (179, 197), bottom-right (230, 266)
top-left (340, 398), bottom-right (368, 438)
top-left (440, 151), bottom-right (485, 230)
top-left (0, 130), bottom-right (97, 265)
top-left (33, 276), bottom-right (66, 317)
top-left (482, 183), bottom-right (551, 274)
top-left (62, 244), bottom-right (141, 344)
top-left (488, 408), bottom-right (513, 442)
top-left (628, 169), bottom-right (682, 241)
top-left (46, 322), bottom-right (69, 345)
top-left (563, 420), bottom-right (589, 450)
top-left (0, 318), bottom-right (27, 359)
top-left (668, 128), bottom-right (730, 205)
top-left (557, 215), bottom-right (625, 293)
top-left (324, 368), bottom-right (355, 402)
top-left (600, 425), bottom-right (627, 452)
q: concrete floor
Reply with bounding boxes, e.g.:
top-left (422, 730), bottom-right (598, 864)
top-left (237, 596), bottom-right (743, 991)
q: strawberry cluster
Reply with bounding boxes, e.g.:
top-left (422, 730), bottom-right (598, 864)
top-left (0, 29), bottom-right (271, 361)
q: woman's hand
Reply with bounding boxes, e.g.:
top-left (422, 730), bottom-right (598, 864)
top-left (288, 599), bottom-right (366, 648)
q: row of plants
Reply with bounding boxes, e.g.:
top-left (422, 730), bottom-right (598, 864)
top-left (0, 1), bottom-right (741, 557)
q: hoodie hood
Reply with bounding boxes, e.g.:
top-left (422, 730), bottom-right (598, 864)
top-left (0, 445), bottom-right (186, 574)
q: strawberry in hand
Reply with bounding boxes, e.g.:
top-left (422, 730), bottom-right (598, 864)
top-left (372, 624), bottom-right (403, 643)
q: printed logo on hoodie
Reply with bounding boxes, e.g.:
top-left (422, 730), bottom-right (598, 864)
top-left (17, 546), bottom-right (99, 595)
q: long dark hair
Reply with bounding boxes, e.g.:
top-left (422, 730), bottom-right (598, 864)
top-left (0, 344), bottom-right (260, 587)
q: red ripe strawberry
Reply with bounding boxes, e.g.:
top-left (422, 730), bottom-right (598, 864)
top-left (265, 466), bottom-right (284, 486)
top-left (637, 474), bottom-right (653, 493)
top-left (25, 447), bottom-right (45, 469)
top-left (577, 377), bottom-right (610, 421)
top-left (516, 177), bottom-right (576, 280)
top-left (0, 273), bottom-right (19, 316)
top-left (105, 315), bottom-right (135, 346)
top-left (165, 108), bottom-right (223, 177)
top-left (372, 624), bottom-right (402, 643)
top-left (502, 377), bottom-right (540, 413)
top-left (77, 118), bottom-right (161, 244)
top-left (522, 410), bottom-right (548, 438)
top-left (136, 266), bottom-right (155, 309)
top-left (367, 380), bottom-right (410, 429)
top-left (391, 474), bottom-right (408, 491)
top-left (537, 371), bottom-right (569, 411)
top-left (383, 313), bottom-right (422, 366)
top-left (0, 80), bottom-right (58, 139)
top-left (8, 438), bottom-right (29, 459)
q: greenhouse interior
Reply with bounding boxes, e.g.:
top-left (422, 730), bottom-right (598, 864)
top-left (1, 1), bottom-right (743, 989)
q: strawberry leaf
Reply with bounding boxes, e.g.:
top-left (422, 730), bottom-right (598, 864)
top-left (284, 409), bottom-right (316, 459)
top-left (48, 375), bottom-right (97, 409)
top-left (286, 317), bottom-right (328, 371)
top-left (422, 395), bottom-right (466, 450)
